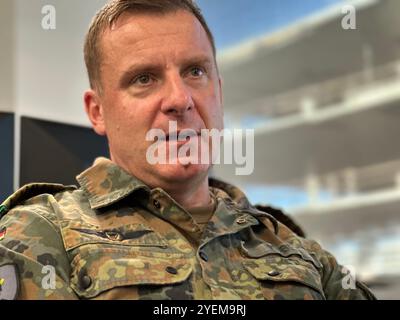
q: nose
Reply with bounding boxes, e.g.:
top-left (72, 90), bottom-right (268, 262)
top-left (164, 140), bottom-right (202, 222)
top-left (160, 73), bottom-right (194, 117)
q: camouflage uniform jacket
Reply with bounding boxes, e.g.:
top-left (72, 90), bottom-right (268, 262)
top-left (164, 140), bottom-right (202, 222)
top-left (0, 158), bottom-right (376, 300)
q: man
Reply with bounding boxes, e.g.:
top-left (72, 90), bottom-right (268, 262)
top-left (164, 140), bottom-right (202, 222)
top-left (0, 0), bottom-right (375, 300)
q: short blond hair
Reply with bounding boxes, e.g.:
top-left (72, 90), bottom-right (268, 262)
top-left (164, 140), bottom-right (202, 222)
top-left (84, 0), bottom-right (216, 91)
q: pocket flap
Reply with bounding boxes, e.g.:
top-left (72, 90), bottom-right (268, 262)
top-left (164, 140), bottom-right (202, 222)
top-left (70, 247), bottom-right (193, 299)
top-left (243, 257), bottom-right (325, 297)
top-left (241, 241), bottom-right (322, 270)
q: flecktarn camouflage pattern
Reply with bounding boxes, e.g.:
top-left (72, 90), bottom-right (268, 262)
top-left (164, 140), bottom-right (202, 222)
top-left (0, 158), bottom-right (376, 300)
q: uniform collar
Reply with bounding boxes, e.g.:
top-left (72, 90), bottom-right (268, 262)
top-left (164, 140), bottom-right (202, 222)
top-left (209, 178), bottom-right (252, 210)
top-left (76, 157), bottom-right (150, 210)
top-left (77, 157), bottom-right (255, 213)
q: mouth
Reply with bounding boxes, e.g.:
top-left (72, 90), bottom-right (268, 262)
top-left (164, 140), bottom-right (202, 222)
top-left (164, 130), bottom-right (200, 142)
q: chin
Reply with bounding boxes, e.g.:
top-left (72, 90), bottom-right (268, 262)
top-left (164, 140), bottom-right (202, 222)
top-left (155, 162), bottom-right (210, 183)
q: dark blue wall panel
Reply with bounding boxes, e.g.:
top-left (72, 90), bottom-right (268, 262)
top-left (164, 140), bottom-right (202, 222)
top-left (0, 113), bottom-right (14, 202)
top-left (20, 117), bottom-right (109, 187)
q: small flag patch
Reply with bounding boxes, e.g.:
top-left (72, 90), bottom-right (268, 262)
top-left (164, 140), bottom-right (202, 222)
top-left (0, 227), bottom-right (6, 241)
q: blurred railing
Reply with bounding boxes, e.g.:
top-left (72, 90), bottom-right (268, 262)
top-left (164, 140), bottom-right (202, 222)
top-left (322, 159), bottom-right (400, 198)
top-left (296, 159), bottom-right (400, 205)
top-left (247, 59), bottom-right (400, 119)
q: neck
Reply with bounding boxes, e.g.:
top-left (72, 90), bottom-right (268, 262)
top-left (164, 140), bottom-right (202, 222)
top-left (165, 176), bottom-right (211, 209)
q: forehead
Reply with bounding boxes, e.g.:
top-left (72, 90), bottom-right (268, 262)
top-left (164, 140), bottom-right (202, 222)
top-left (100, 9), bottom-right (214, 66)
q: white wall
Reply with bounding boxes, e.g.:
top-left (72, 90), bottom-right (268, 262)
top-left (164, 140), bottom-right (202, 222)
top-left (15, 0), bottom-right (107, 126)
top-left (0, 0), bottom-right (15, 112)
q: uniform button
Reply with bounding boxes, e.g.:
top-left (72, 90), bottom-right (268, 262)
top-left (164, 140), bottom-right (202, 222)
top-left (166, 266), bottom-right (178, 275)
top-left (153, 200), bottom-right (161, 210)
top-left (199, 251), bottom-right (208, 262)
top-left (268, 270), bottom-right (281, 277)
top-left (81, 274), bottom-right (92, 289)
top-left (280, 245), bottom-right (289, 253)
top-left (105, 231), bottom-right (123, 241)
top-left (236, 217), bottom-right (247, 225)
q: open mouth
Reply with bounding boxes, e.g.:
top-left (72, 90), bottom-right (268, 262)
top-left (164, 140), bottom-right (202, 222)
top-left (165, 130), bottom-right (200, 142)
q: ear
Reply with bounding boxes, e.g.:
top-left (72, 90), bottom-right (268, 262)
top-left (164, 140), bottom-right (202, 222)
top-left (84, 89), bottom-right (106, 136)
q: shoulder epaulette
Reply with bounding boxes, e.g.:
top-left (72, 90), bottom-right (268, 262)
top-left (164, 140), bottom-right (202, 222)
top-left (0, 183), bottom-right (77, 219)
top-left (254, 204), bottom-right (306, 238)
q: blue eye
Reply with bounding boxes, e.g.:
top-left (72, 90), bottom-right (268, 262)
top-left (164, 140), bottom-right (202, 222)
top-left (190, 67), bottom-right (205, 77)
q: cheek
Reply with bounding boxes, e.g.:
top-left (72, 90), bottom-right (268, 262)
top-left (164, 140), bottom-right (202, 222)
top-left (103, 104), bottom-right (131, 137)
top-left (204, 94), bottom-right (224, 127)
top-left (112, 103), bottom-right (157, 144)
top-left (107, 95), bottom-right (144, 127)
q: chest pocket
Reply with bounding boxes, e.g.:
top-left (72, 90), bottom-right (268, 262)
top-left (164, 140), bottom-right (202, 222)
top-left (241, 241), bottom-right (326, 300)
top-left (59, 220), bottom-right (193, 299)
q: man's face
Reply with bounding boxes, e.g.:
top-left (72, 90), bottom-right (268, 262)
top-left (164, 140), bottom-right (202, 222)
top-left (86, 9), bottom-right (223, 188)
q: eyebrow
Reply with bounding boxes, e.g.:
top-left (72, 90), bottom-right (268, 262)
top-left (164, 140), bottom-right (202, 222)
top-left (118, 55), bottom-right (214, 87)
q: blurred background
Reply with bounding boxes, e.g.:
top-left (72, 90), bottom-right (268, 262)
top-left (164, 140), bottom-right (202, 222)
top-left (1, 0), bottom-right (399, 299)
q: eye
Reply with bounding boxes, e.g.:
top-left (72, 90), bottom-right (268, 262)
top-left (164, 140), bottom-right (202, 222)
top-left (189, 66), bottom-right (205, 78)
top-left (132, 74), bottom-right (153, 86)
